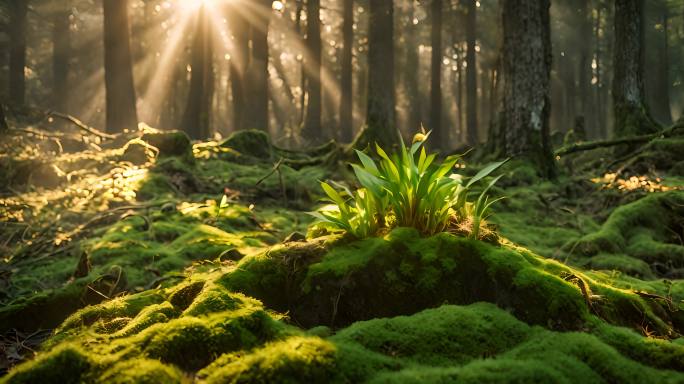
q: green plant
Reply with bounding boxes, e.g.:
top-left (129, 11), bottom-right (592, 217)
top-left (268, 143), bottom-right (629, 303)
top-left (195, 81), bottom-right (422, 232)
top-left (311, 132), bottom-right (507, 238)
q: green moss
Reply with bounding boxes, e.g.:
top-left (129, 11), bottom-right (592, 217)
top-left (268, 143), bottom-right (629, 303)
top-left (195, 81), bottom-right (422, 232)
top-left (332, 302), bottom-right (529, 366)
top-left (144, 316), bottom-right (215, 370)
top-left (182, 284), bottom-right (240, 316)
top-left (168, 280), bottom-right (205, 310)
top-left (98, 359), bottom-right (183, 384)
top-left (140, 130), bottom-right (193, 160)
top-left (573, 191), bottom-right (684, 266)
top-left (591, 321), bottom-right (684, 371)
top-left (56, 290), bottom-right (166, 335)
top-left (587, 253), bottom-right (655, 278)
top-left (220, 129), bottom-right (273, 160)
top-left (2, 344), bottom-right (91, 384)
top-left (291, 228), bottom-right (589, 329)
top-left (112, 302), bottom-right (178, 337)
top-left (199, 336), bottom-right (337, 384)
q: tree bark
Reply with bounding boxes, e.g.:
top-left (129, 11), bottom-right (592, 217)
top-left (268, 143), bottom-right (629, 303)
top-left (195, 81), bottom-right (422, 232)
top-left (228, 6), bottom-right (249, 131)
top-left (9, 0), bottom-right (28, 106)
top-left (465, 0), bottom-right (478, 145)
top-left (339, 0), bottom-right (354, 142)
top-left (429, 0), bottom-right (443, 147)
top-left (613, 0), bottom-right (657, 137)
top-left (0, 104), bottom-right (8, 132)
top-left (295, 0), bottom-right (306, 129)
top-left (53, 1), bottom-right (70, 113)
top-left (648, 1), bottom-right (672, 125)
top-left (302, 0), bottom-right (322, 142)
top-left (501, 0), bottom-right (556, 178)
top-left (244, 0), bottom-right (271, 131)
top-left (404, 0), bottom-right (421, 135)
top-left (594, 3), bottom-right (604, 138)
top-left (181, 5), bottom-right (214, 139)
top-left (103, 0), bottom-right (138, 133)
top-left (577, 0), bottom-right (592, 136)
top-left (365, 0), bottom-right (396, 146)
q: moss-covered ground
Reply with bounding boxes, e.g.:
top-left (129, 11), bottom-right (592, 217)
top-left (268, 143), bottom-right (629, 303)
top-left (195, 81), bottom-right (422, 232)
top-left (1, 124), bottom-right (684, 382)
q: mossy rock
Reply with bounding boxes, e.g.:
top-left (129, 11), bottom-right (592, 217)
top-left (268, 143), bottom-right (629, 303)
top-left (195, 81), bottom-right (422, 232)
top-left (572, 191), bottom-right (684, 269)
top-left (140, 130), bottom-right (193, 160)
top-left (223, 228), bottom-right (679, 336)
top-left (6, 272), bottom-right (684, 382)
top-left (120, 139), bottom-right (157, 165)
top-left (2, 345), bottom-right (92, 384)
top-left (220, 129), bottom-right (273, 160)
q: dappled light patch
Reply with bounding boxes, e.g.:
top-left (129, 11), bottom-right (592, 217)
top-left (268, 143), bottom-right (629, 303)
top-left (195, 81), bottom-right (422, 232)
top-left (592, 172), bottom-right (678, 193)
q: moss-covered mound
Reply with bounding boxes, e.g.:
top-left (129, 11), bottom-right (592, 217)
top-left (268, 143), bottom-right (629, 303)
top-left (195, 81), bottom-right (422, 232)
top-left (0, 129), bottom-right (327, 336)
top-left (4, 126), bottom-right (684, 382)
top-left (5, 274), bottom-right (684, 383)
top-left (226, 228), bottom-right (684, 336)
top-left (573, 191), bottom-right (684, 276)
top-left (5, 211), bottom-right (684, 382)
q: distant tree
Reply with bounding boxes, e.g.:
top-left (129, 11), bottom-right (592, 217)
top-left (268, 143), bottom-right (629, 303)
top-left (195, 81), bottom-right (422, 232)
top-left (9, 0), bottom-right (28, 106)
top-left (465, 0), bottom-right (478, 145)
top-left (613, 0), bottom-right (658, 136)
top-left (0, 104), bottom-right (7, 132)
top-left (228, 7), bottom-right (249, 131)
top-left (103, 0), bottom-right (138, 132)
top-left (339, 0), bottom-right (354, 142)
top-left (575, 0), bottom-right (592, 137)
top-left (647, 0), bottom-right (672, 125)
top-left (501, 0), bottom-right (556, 178)
top-left (430, 0), bottom-right (443, 147)
top-left (181, 5), bottom-right (214, 139)
top-left (53, 0), bottom-right (71, 113)
top-left (365, 0), bottom-right (396, 146)
top-left (244, 0), bottom-right (271, 131)
top-left (404, 0), bottom-right (421, 134)
top-left (302, 0), bottom-right (322, 141)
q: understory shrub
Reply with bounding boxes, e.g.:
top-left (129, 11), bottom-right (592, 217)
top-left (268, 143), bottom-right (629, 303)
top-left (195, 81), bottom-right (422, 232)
top-left (311, 132), bottom-right (506, 238)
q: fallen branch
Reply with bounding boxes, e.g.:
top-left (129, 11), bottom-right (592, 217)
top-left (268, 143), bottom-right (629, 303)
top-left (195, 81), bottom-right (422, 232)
top-left (47, 111), bottom-right (116, 140)
top-left (10, 127), bottom-right (79, 140)
top-left (555, 124), bottom-right (683, 157)
top-left (256, 157), bottom-right (285, 186)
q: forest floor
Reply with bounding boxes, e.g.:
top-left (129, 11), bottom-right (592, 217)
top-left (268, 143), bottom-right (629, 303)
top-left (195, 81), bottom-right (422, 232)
top-left (1, 113), bottom-right (684, 382)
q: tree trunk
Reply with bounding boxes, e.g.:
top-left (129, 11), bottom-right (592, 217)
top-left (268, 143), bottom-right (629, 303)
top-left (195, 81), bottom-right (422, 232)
top-left (53, 1), bottom-right (70, 113)
top-left (456, 43), bottom-right (463, 141)
top-left (0, 104), bottom-right (8, 132)
top-left (577, 0), bottom-right (592, 135)
top-left (228, 7), bottom-right (249, 131)
top-left (365, 0), bottom-right (396, 146)
top-left (244, 0), bottom-right (271, 131)
top-left (404, 0), bottom-right (421, 135)
top-left (103, 0), bottom-right (138, 133)
top-left (501, 0), bottom-right (556, 178)
top-left (180, 5), bottom-right (214, 139)
top-left (465, 0), bottom-right (478, 145)
top-left (9, 1), bottom-right (28, 106)
top-left (613, 0), bottom-right (657, 137)
top-left (594, 3), bottom-right (604, 138)
top-left (429, 0), bottom-right (443, 147)
top-left (302, 0), bottom-right (322, 142)
top-left (648, 1), bottom-right (672, 125)
top-left (295, 0), bottom-right (306, 129)
top-left (339, 0), bottom-right (354, 142)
